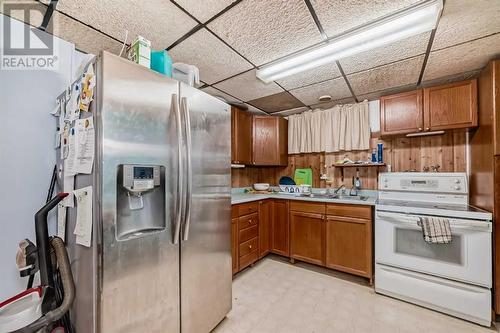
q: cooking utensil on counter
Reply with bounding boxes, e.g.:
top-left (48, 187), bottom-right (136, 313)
top-left (253, 183), bottom-right (270, 191)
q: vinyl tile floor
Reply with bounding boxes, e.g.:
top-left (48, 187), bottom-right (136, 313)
top-left (213, 256), bottom-right (499, 333)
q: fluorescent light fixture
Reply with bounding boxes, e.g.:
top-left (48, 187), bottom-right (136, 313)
top-left (256, 0), bottom-right (443, 83)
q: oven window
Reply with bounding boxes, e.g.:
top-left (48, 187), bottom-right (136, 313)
top-left (395, 228), bottom-right (462, 265)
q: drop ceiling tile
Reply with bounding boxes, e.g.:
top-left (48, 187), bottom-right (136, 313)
top-left (47, 12), bottom-right (123, 55)
top-left (348, 55), bottom-right (424, 96)
top-left (169, 28), bottom-right (253, 84)
top-left (311, 0), bottom-right (420, 38)
top-left (273, 106), bottom-right (310, 116)
top-left (289, 77), bottom-right (352, 106)
top-left (432, 0), bottom-right (500, 50)
top-left (424, 33), bottom-right (500, 81)
top-left (201, 86), bottom-right (241, 104)
top-left (339, 32), bottom-right (430, 75)
top-left (208, 0), bottom-right (322, 65)
top-left (421, 70), bottom-right (481, 88)
top-left (356, 84), bottom-right (415, 101)
top-left (248, 92), bottom-right (304, 113)
top-left (214, 69), bottom-right (283, 102)
top-left (309, 97), bottom-right (356, 110)
top-left (276, 62), bottom-right (341, 90)
top-left (174, 0), bottom-right (237, 23)
top-left (51, 0), bottom-right (197, 49)
top-left (246, 104), bottom-right (267, 115)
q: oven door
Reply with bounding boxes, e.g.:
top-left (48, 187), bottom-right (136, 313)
top-left (375, 210), bottom-right (491, 287)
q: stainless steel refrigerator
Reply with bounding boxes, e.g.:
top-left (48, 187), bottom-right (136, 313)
top-left (62, 51), bottom-right (232, 333)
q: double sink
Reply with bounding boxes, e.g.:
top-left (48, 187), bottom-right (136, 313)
top-left (302, 193), bottom-right (369, 201)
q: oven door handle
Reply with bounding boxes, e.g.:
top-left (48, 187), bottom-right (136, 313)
top-left (377, 212), bottom-right (492, 232)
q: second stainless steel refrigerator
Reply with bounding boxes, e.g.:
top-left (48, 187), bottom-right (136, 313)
top-left (63, 51), bottom-right (232, 333)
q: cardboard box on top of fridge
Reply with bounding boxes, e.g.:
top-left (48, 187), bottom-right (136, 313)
top-left (128, 36), bottom-right (151, 68)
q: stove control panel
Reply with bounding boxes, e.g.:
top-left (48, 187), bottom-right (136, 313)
top-left (379, 172), bottom-right (468, 194)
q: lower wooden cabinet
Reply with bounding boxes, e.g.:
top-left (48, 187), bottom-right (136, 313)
top-left (232, 199), bottom-right (373, 281)
top-left (271, 200), bottom-right (289, 256)
top-left (231, 217), bottom-right (238, 275)
top-left (290, 211), bottom-right (325, 266)
top-left (259, 200), bottom-right (272, 258)
top-left (325, 216), bottom-right (372, 279)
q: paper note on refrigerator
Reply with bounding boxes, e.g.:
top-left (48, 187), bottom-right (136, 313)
top-left (73, 186), bottom-right (93, 247)
top-left (57, 203), bottom-right (67, 241)
top-left (62, 174), bottom-right (74, 207)
top-left (74, 117), bottom-right (95, 174)
top-left (64, 126), bottom-right (76, 175)
top-left (65, 82), bottom-right (81, 122)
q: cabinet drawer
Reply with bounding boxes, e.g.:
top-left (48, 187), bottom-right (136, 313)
top-left (231, 205), bottom-right (239, 219)
top-left (239, 213), bottom-right (259, 230)
top-left (239, 237), bottom-right (258, 257)
top-left (239, 225), bottom-right (259, 243)
top-left (326, 204), bottom-right (371, 220)
top-left (238, 202), bottom-right (259, 216)
top-left (290, 201), bottom-right (325, 214)
top-left (239, 249), bottom-right (259, 271)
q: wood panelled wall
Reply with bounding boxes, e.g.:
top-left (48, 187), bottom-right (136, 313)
top-left (231, 131), bottom-right (467, 190)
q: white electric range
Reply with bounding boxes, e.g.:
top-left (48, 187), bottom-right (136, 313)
top-left (375, 172), bottom-right (493, 327)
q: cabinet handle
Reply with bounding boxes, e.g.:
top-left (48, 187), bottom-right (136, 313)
top-left (249, 219), bottom-right (252, 224)
top-left (418, 127), bottom-right (422, 132)
top-left (425, 127), bottom-right (430, 131)
top-left (249, 245), bottom-right (252, 250)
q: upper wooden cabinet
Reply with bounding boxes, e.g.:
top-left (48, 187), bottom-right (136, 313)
top-left (380, 90), bottom-right (423, 135)
top-left (380, 79), bottom-right (477, 136)
top-left (231, 107), bottom-right (253, 165)
top-left (253, 116), bottom-right (288, 166)
top-left (423, 80), bottom-right (477, 131)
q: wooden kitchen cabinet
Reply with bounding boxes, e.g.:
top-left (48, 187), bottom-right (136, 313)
top-left (325, 204), bottom-right (373, 281)
top-left (380, 90), bottom-right (423, 136)
top-left (423, 79), bottom-right (477, 131)
top-left (380, 79), bottom-right (477, 136)
top-left (259, 200), bottom-right (272, 258)
top-left (271, 199), bottom-right (290, 257)
top-left (252, 116), bottom-right (288, 166)
top-left (231, 217), bottom-right (238, 275)
top-left (231, 106), bottom-right (253, 165)
top-left (290, 210), bottom-right (325, 266)
top-left (231, 206), bottom-right (238, 275)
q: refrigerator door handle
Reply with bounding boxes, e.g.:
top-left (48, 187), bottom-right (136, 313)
top-left (181, 96), bottom-right (192, 241)
top-left (173, 93), bottom-right (183, 245)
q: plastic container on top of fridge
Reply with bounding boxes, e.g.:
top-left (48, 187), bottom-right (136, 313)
top-left (172, 63), bottom-right (200, 87)
top-left (151, 50), bottom-right (173, 77)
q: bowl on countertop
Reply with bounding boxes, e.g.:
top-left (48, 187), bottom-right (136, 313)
top-left (253, 183), bottom-right (270, 191)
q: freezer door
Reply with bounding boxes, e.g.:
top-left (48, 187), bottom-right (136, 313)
top-left (179, 83), bottom-right (232, 333)
top-left (98, 52), bottom-right (180, 333)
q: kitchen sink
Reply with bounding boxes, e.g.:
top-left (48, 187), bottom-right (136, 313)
top-left (305, 193), bottom-right (368, 201)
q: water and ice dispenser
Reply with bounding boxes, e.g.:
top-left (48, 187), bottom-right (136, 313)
top-left (116, 164), bottom-right (166, 240)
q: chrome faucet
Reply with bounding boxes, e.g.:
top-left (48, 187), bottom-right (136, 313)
top-left (332, 185), bottom-right (346, 196)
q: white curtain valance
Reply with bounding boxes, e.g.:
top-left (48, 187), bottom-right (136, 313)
top-left (287, 101), bottom-right (371, 154)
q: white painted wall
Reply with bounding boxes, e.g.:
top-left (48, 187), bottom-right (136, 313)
top-left (0, 14), bottom-right (88, 300)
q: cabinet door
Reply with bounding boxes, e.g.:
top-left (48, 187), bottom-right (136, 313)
top-left (231, 218), bottom-right (238, 275)
top-left (231, 107), bottom-right (253, 164)
top-left (253, 116), bottom-right (279, 165)
top-left (290, 211), bottom-right (325, 266)
top-left (380, 90), bottom-right (423, 136)
top-left (259, 200), bottom-right (272, 258)
top-left (325, 216), bottom-right (372, 278)
top-left (424, 79), bottom-right (478, 131)
top-left (271, 200), bottom-right (289, 256)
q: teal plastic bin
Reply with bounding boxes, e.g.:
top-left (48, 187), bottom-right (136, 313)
top-left (151, 50), bottom-right (173, 77)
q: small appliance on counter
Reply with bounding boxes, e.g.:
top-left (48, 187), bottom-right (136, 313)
top-left (375, 172), bottom-right (492, 326)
